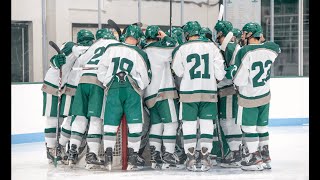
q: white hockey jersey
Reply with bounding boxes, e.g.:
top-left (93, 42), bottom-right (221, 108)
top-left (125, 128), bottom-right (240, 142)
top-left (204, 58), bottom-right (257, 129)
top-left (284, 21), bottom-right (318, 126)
top-left (42, 42), bottom-right (88, 96)
top-left (76, 38), bottom-right (119, 89)
top-left (143, 36), bottom-right (178, 108)
top-left (97, 42), bottom-right (152, 96)
top-left (233, 41), bottom-right (281, 107)
top-left (217, 42), bottom-right (241, 97)
top-left (171, 38), bottom-right (226, 102)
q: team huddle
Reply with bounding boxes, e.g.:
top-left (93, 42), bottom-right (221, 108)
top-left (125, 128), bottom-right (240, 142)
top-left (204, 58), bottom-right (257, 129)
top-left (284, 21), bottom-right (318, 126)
top-left (41, 19), bottom-right (281, 172)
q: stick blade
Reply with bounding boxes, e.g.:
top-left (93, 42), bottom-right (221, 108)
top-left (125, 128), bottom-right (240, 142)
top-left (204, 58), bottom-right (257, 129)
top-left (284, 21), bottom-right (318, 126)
top-left (107, 19), bottom-right (122, 37)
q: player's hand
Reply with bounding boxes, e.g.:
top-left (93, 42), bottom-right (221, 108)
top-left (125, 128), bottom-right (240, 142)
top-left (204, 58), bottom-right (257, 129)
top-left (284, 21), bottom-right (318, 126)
top-left (225, 65), bottom-right (237, 79)
top-left (50, 54), bottom-right (66, 69)
top-left (157, 30), bottom-right (167, 39)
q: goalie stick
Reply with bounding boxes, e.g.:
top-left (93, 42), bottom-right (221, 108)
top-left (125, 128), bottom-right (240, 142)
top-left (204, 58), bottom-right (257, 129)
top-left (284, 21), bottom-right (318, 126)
top-left (49, 40), bottom-right (63, 167)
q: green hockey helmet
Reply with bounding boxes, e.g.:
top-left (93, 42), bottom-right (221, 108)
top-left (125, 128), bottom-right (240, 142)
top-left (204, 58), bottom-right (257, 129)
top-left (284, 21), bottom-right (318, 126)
top-left (242, 22), bottom-right (262, 38)
top-left (145, 25), bottom-right (160, 40)
top-left (232, 28), bottom-right (242, 39)
top-left (166, 27), bottom-right (184, 45)
top-left (119, 33), bottom-right (126, 42)
top-left (77, 29), bottom-right (95, 45)
top-left (214, 20), bottom-right (233, 37)
top-left (183, 21), bottom-right (202, 39)
top-left (139, 35), bottom-right (147, 48)
top-left (200, 27), bottom-right (213, 41)
top-left (95, 28), bottom-right (116, 40)
top-left (124, 25), bottom-right (143, 40)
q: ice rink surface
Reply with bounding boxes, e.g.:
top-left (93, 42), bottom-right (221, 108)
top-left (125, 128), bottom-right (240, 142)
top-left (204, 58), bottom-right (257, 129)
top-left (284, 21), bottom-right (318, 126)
top-left (12, 125), bottom-right (309, 180)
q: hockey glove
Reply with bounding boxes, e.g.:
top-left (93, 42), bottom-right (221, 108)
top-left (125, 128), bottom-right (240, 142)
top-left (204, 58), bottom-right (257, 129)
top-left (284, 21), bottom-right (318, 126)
top-left (225, 65), bottom-right (237, 80)
top-left (50, 54), bottom-right (66, 69)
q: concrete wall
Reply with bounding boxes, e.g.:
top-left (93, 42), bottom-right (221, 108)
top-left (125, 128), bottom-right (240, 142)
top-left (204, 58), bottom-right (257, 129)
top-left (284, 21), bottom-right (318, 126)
top-left (11, 0), bottom-right (43, 82)
top-left (11, 0), bottom-right (220, 82)
top-left (11, 78), bottom-right (309, 139)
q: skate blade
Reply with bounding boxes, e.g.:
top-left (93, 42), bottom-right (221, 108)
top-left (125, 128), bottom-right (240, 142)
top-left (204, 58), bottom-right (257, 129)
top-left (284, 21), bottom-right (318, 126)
top-left (200, 165), bottom-right (210, 171)
top-left (85, 164), bottom-right (104, 170)
top-left (68, 161), bottom-right (77, 168)
top-left (241, 164), bottom-right (264, 171)
top-left (220, 162), bottom-right (242, 168)
top-left (126, 165), bottom-right (143, 171)
top-left (151, 163), bottom-right (162, 170)
top-left (186, 165), bottom-right (197, 172)
top-left (262, 162), bottom-right (271, 169)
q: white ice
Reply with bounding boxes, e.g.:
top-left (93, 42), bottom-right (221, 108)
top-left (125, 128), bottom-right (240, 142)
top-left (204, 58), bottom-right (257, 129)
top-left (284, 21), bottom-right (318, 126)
top-left (12, 126), bottom-right (309, 180)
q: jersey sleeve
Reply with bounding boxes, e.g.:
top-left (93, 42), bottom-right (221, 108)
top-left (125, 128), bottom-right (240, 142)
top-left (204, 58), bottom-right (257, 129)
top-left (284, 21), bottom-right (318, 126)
top-left (233, 54), bottom-right (249, 86)
top-left (136, 53), bottom-right (152, 90)
top-left (97, 49), bottom-right (111, 87)
top-left (171, 48), bottom-right (184, 77)
top-left (212, 47), bottom-right (226, 81)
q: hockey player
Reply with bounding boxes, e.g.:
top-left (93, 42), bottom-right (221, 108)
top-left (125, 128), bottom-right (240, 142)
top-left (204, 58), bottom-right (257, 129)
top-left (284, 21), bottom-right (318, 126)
top-left (230, 22), bottom-right (281, 171)
top-left (214, 20), bottom-right (243, 168)
top-left (231, 28), bottom-right (242, 44)
top-left (166, 27), bottom-right (185, 45)
top-left (97, 25), bottom-right (151, 171)
top-left (142, 25), bottom-right (179, 169)
top-left (171, 21), bottom-right (226, 171)
top-left (199, 27), bottom-right (213, 42)
top-left (67, 29), bottom-right (118, 168)
top-left (42, 29), bottom-right (94, 165)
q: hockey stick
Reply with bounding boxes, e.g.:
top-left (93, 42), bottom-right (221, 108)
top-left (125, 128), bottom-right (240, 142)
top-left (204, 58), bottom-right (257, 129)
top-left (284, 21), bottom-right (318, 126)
top-left (214, 3), bottom-right (226, 160)
top-left (49, 40), bottom-right (63, 167)
top-left (169, 0), bottom-right (172, 37)
top-left (108, 19), bottom-right (122, 37)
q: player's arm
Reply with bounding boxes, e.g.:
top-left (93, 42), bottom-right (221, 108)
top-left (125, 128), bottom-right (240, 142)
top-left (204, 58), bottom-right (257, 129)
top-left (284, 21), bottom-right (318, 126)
top-left (232, 54), bottom-right (249, 86)
top-left (97, 49), bottom-right (111, 87)
top-left (171, 48), bottom-right (184, 77)
top-left (212, 47), bottom-right (226, 81)
top-left (137, 54), bottom-right (152, 90)
top-left (49, 42), bottom-right (74, 69)
top-left (157, 31), bottom-right (177, 47)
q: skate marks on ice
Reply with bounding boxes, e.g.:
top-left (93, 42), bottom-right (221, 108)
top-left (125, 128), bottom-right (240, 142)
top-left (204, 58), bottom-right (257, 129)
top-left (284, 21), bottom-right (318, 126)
top-left (12, 126), bottom-right (309, 180)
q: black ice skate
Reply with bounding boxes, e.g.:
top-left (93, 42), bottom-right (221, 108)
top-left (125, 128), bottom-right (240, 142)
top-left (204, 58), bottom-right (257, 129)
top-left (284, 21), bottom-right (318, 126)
top-left (68, 144), bottom-right (79, 167)
top-left (220, 149), bottom-right (242, 168)
top-left (46, 146), bottom-right (57, 164)
top-left (260, 145), bottom-right (271, 169)
top-left (241, 151), bottom-right (264, 171)
top-left (46, 143), bottom-right (65, 165)
top-left (127, 148), bottom-right (145, 170)
top-left (161, 151), bottom-right (180, 170)
top-left (78, 139), bottom-right (87, 160)
top-left (199, 147), bottom-right (211, 172)
top-left (175, 143), bottom-right (187, 163)
top-left (104, 147), bottom-right (113, 171)
top-left (150, 145), bottom-right (162, 169)
top-left (57, 143), bottom-right (68, 165)
top-left (185, 147), bottom-right (197, 171)
top-left (85, 152), bottom-right (105, 170)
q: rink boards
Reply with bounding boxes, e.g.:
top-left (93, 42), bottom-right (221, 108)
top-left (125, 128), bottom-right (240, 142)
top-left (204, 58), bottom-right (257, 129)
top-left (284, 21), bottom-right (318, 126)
top-left (11, 77), bottom-right (309, 144)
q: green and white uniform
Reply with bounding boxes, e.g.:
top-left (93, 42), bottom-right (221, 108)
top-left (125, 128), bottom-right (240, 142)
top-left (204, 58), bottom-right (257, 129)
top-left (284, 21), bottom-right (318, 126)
top-left (143, 36), bottom-right (178, 154)
top-left (233, 41), bottom-right (280, 153)
top-left (217, 42), bottom-right (242, 152)
top-left (42, 42), bottom-right (88, 148)
top-left (68, 38), bottom-right (118, 154)
top-left (98, 42), bottom-right (151, 152)
top-left (171, 38), bottom-right (226, 153)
